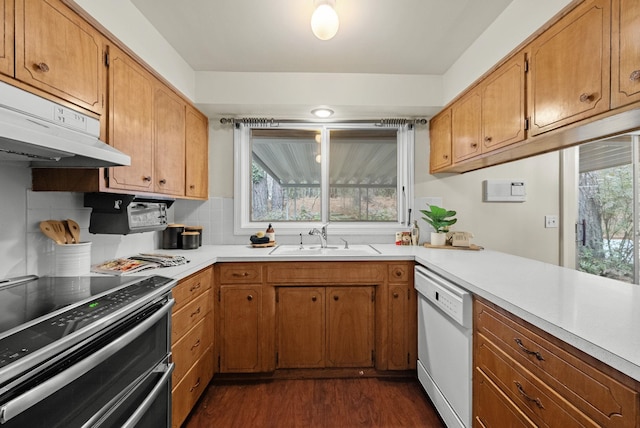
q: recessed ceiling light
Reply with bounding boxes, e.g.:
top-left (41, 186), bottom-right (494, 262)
top-left (311, 108), bottom-right (334, 118)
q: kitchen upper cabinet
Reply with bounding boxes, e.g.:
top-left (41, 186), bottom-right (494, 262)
top-left (15, 0), bottom-right (105, 114)
top-left (0, 0), bottom-right (13, 77)
top-left (107, 45), bottom-right (154, 193)
top-left (611, 0), bottom-right (640, 109)
top-left (185, 105), bottom-right (209, 199)
top-left (451, 88), bottom-right (482, 163)
top-left (154, 84), bottom-right (185, 196)
top-left (429, 109), bottom-right (452, 173)
top-left (481, 53), bottom-right (526, 152)
top-left (528, 0), bottom-right (610, 136)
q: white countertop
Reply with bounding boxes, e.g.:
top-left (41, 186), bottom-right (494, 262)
top-left (148, 243), bottom-right (640, 383)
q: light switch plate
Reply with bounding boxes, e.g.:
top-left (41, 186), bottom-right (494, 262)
top-left (545, 215), bottom-right (558, 228)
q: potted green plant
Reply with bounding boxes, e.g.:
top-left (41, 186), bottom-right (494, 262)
top-left (420, 204), bottom-right (457, 246)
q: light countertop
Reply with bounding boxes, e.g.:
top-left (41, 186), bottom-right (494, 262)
top-left (147, 243), bottom-right (640, 383)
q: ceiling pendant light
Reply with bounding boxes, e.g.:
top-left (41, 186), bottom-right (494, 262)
top-left (311, 0), bottom-right (339, 41)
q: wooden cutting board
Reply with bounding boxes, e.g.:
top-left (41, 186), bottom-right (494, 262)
top-left (423, 243), bottom-right (483, 251)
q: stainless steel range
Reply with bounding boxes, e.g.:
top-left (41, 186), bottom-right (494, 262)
top-left (0, 274), bottom-right (176, 427)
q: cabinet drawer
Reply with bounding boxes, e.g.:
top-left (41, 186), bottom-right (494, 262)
top-left (476, 299), bottom-right (640, 427)
top-left (218, 263), bottom-right (262, 284)
top-left (171, 346), bottom-right (213, 428)
top-left (267, 262), bottom-right (385, 284)
top-left (171, 317), bottom-right (214, 388)
top-left (474, 367), bottom-right (536, 428)
top-left (173, 267), bottom-right (212, 310)
top-left (172, 289), bottom-right (211, 343)
top-left (388, 263), bottom-right (412, 282)
top-left (477, 332), bottom-right (598, 427)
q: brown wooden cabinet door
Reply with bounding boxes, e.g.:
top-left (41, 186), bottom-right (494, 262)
top-left (326, 286), bottom-right (374, 367)
top-left (0, 0), bottom-right (13, 77)
top-left (481, 53), bottom-right (526, 152)
top-left (388, 284), bottom-right (410, 370)
top-left (452, 89), bottom-right (482, 162)
top-left (185, 105), bottom-right (209, 199)
top-left (277, 287), bottom-right (325, 368)
top-left (219, 285), bottom-right (262, 373)
top-left (154, 84), bottom-right (185, 196)
top-left (15, 0), bottom-right (105, 114)
top-left (429, 109), bottom-right (452, 172)
top-left (107, 46), bottom-right (154, 192)
top-left (528, 0), bottom-right (610, 135)
top-left (611, 0), bottom-right (640, 108)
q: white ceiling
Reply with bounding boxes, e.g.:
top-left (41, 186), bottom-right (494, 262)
top-left (130, 0), bottom-right (514, 75)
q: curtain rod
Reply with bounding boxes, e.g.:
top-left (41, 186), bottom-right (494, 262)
top-left (219, 117), bottom-right (428, 127)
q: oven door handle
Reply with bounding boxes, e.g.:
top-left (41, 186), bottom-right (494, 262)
top-left (0, 298), bottom-right (175, 424)
top-left (120, 362), bottom-right (175, 428)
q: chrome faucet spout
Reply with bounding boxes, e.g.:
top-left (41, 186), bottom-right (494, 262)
top-left (309, 224), bottom-right (329, 248)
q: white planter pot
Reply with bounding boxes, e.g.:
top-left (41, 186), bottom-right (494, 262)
top-left (430, 232), bottom-right (447, 246)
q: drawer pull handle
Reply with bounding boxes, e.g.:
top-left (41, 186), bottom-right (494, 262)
top-left (514, 338), bottom-right (545, 361)
top-left (190, 307), bottom-right (201, 317)
top-left (190, 283), bottom-right (201, 292)
top-left (159, 179), bottom-right (167, 185)
top-left (142, 176), bottom-right (152, 182)
top-left (232, 272), bottom-right (249, 277)
top-left (630, 70), bottom-right (640, 81)
top-left (514, 381), bottom-right (544, 409)
top-left (191, 339), bottom-right (201, 350)
top-left (190, 377), bottom-right (201, 392)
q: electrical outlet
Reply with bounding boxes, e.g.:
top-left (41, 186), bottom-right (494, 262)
top-left (545, 215), bottom-right (558, 228)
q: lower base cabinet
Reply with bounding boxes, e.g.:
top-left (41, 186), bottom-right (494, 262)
top-left (171, 267), bottom-right (214, 428)
top-left (474, 297), bottom-right (640, 427)
top-left (215, 261), bottom-right (416, 375)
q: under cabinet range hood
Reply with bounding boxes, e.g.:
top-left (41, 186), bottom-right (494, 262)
top-left (84, 193), bottom-right (174, 235)
top-left (0, 81), bottom-right (130, 168)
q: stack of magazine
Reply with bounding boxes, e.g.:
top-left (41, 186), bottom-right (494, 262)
top-left (92, 253), bottom-right (189, 275)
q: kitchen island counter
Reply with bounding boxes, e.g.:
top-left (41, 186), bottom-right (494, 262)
top-left (149, 244), bottom-right (640, 383)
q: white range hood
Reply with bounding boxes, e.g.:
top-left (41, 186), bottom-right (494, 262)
top-left (0, 81), bottom-right (130, 168)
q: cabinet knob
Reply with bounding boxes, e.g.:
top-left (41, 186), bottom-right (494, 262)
top-left (333, 295), bottom-right (339, 301)
top-left (190, 184), bottom-right (196, 189)
top-left (579, 93), bottom-right (592, 103)
top-left (471, 142), bottom-right (478, 148)
top-left (159, 178), bottom-right (167, 185)
top-left (143, 176), bottom-right (152, 182)
top-left (393, 292), bottom-right (399, 299)
top-left (311, 296), bottom-right (317, 302)
top-left (484, 136), bottom-right (492, 142)
top-left (35, 62), bottom-right (50, 72)
top-left (247, 294), bottom-right (253, 301)
top-left (443, 154), bottom-right (449, 159)
top-left (630, 70), bottom-right (640, 81)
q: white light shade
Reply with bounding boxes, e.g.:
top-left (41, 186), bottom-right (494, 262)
top-left (311, 108), bottom-right (334, 118)
top-left (311, 3), bottom-right (339, 40)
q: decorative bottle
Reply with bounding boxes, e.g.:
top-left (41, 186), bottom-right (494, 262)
top-left (266, 223), bottom-right (275, 242)
top-left (411, 220), bottom-right (420, 246)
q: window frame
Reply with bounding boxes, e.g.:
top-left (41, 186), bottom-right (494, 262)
top-left (234, 122), bottom-right (414, 237)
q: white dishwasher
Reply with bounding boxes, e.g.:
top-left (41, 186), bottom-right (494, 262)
top-left (414, 265), bottom-right (472, 428)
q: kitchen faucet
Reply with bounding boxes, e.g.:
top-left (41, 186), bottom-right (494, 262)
top-left (309, 223), bottom-right (329, 248)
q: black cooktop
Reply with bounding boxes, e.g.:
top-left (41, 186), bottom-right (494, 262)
top-left (0, 275), bottom-right (175, 373)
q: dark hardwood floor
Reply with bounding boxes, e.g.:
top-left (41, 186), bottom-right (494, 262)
top-left (183, 377), bottom-right (445, 428)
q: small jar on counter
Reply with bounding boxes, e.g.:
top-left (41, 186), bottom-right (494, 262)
top-left (185, 226), bottom-right (203, 247)
top-left (162, 224), bottom-right (185, 249)
top-left (181, 231), bottom-right (200, 250)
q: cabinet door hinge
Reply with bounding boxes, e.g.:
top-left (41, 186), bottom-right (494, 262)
top-left (407, 353), bottom-right (411, 365)
top-left (525, 117), bottom-right (530, 130)
top-left (217, 290), bottom-right (221, 302)
top-left (275, 289), bottom-right (279, 303)
top-left (407, 288), bottom-right (411, 300)
top-left (104, 52), bottom-right (110, 67)
top-left (103, 167), bottom-right (109, 187)
top-left (524, 58), bottom-right (529, 73)
top-left (371, 350), bottom-right (376, 364)
top-left (371, 289), bottom-right (375, 302)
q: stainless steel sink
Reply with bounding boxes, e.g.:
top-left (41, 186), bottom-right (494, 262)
top-left (269, 244), bottom-right (381, 256)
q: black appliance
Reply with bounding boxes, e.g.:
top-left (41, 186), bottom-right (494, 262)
top-left (0, 274), bottom-right (176, 427)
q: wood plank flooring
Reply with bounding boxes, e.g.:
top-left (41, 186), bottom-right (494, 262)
top-left (183, 377), bottom-right (445, 428)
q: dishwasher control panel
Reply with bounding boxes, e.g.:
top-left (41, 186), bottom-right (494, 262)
top-left (414, 266), bottom-right (472, 328)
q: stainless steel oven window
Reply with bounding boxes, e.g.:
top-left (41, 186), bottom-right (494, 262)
top-left (0, 298), bottom-right (173, 428)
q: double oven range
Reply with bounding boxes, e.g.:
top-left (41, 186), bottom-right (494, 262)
top-left (0, 274), bottom-right (176, 427)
